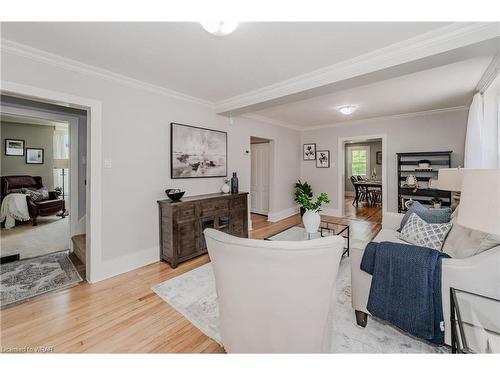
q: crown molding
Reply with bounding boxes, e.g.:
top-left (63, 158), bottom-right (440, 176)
top-left (476, 52), bottom-right (500, 93)
top-left (301, 106), bottom-right (469, 132)
top-left (240, 113), bottom-right (302, 131)
top-left (1, 39), bottom-right (215, 108)
top-left (215, 22), bottom-right (500, 114)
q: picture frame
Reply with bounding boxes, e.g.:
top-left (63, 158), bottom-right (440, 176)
top-left (316, 150), bottom-right (330, 168)
top-left (5, 139), bottom-right (25, 156)
top-left (170, 122), bottom-right (227, 179)
top-left (26, 148), bottom-right (44, 164)
top-left (376, 151), bottom-right (382, 165)
top-left (303, 143), bottom-right (316, 160)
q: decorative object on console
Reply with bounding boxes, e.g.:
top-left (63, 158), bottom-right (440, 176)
top-left (230, 172), bottom-right (239, 194)
top-left (399, 213), bottom-right (453, 251)
top-left (4, 139), bottom-right (24, 156)
top-left (221, 178), bottom-right (230, 194)
top-left (165, 188), bottom-right (185, 202)
top-left (303, 143), bottom-right (316, 160)
top-left (296, 192), bottom-right (331, 234)
top-left (316, 150), bottom-right (330, 168)
top-left (170, 122), bottom-right (227, 179)
top-left (457, 169), bottom-right (500, 236)
top-left (25, 148), bottom-right (44, 164)
top-left (294, 180), bottom-right (313, 216)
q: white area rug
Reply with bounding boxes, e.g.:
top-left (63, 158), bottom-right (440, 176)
top-left (153, 258), bottom-right (449, 353)
top-left (1, 215), bottom-right (70, 259)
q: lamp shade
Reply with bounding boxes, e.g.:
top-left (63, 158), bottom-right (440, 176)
top-left (437, 168), bottom-right (463, 191)
top-left (457, 169), bottom-right (500, 235)
top-left (53, 158), bottom-right (69, 169)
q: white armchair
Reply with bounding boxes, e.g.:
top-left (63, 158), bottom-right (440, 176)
top-left (204, 228), bottom-right (346, 353)
top-left (351, 212), bottom-right (500, 345)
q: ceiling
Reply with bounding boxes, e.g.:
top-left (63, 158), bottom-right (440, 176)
top-left (250, 57), bottom-right (493, 128)
top-left (1, 22), bottom-right (453, 102)
top-left (1, 113), bottom-right (68, 128)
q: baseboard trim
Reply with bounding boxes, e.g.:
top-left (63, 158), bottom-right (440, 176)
top-left (89, 246), bottom-right (160, 283)
top-left (267, 206), bottom-right (300, 222)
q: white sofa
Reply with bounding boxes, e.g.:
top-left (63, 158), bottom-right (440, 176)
top-left (351, 212), bottom-right (500, 345)
top-left (204, 228), bottom-right (346, 353)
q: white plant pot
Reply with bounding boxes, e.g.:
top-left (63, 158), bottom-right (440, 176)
top-left (221, 183), bottom-right (230, 194)
top-left (302, 210), bottom-right (321, 234)
top-left (434, 203), bottom-right (441, 209)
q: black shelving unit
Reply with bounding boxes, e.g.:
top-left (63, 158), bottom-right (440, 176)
top-left (397, 151), bottom-right (452, 213)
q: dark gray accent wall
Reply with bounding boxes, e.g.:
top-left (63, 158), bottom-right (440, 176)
top-left (1, 121), bottom-right (55, 189)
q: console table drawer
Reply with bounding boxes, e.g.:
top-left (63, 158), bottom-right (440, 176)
top-left (200, 199), bottom-right (229, 216)
top-left (177, 204), bottom-right (196, 220)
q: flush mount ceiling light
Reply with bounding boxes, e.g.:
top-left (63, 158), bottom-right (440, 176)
top-left (200, 22), bottom-right (239, 36)
top-left (337, 105), bottom-right (358, 115)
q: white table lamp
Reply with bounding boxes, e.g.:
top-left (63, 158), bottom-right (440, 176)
top-left (437, 168), bottom-right (463, 192)
top-left (457, 169), bottom-right (500, 235)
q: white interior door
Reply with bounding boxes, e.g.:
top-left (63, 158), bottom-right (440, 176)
top-left (251, 143), bottom-right (270, 215)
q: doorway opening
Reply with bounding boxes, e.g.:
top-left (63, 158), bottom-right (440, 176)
top-left (0, 94), bottom-right (88, 307)
top-left (250, 136), bottom-right (271, 230)
top-left (340, 136), bottom-right (386, 223)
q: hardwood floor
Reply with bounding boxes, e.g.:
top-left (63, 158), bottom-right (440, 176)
top-left (344, 196), bottom-right (382, 223)
top-left (0, 211), bottom-right (381, 353)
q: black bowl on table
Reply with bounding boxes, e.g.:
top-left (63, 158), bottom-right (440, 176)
top-left (165, 189), bottom-right (185, 202)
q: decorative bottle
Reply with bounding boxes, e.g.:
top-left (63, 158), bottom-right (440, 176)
top-left (231, 172), bottom-right (239, 194)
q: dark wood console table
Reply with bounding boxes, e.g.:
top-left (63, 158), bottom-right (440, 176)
top-left (158, 192), bottom-right (248, 268)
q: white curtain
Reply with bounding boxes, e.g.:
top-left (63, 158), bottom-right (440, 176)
top-left (464, 78), bottom-right (500, 169)
top-left (53, 129), bottom-right (69, 195)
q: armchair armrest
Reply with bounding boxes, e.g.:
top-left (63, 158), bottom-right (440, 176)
top-left (49, 191), bottom-right (61, 199)
top-left (382, 212), bottom-right (404, 230)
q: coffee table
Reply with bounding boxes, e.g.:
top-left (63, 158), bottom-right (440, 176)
top-left (265, 221), bottom-right (350, 257)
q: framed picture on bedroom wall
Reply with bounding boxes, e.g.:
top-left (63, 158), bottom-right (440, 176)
top-left (170, 122), bottom-right (227, 179)
top-left (26, 148), bottom-right (44, 164)
top-left (316, 150), bottom-right (330, 168)
top-left (303, 143), bottom-right (316, 160)
top-left (5, 139), bottom-right (25, 156)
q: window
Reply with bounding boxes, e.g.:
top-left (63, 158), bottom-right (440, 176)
top-left (348, 146), bottom-right (370, 177)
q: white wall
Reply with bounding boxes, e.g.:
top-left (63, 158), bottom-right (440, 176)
top-left (1, 48), bottom-right (301, 280)
top-left (301, 109), bottom-right (468, 213)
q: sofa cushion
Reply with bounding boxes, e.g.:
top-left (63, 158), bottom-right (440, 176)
top-left (373, 229), bottom-right (408, 245)
top-left (22, 188), bottom-right (45, 202)
top-left (399, 213), bottom-right (453, 251)
top-left (398, 201), bottom-right (451, 232)
top-left (442, 223), bottom-right (500, 258)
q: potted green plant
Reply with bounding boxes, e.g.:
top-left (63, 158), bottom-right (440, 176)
top-left (430, 197), bottom-right (442, 209)
top-left (296, 192), bottom-right (331, 233)
top-left (294, 180), bottom-right (313, 216)
top-left (54, 186), bottom-right (63, 197)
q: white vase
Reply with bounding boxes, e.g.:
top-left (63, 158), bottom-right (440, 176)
top-left (221, 183), bottom-right (230, 194)
top-left (302, 210), bottom-right (321, 234)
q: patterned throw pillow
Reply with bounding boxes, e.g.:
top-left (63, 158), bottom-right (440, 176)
top-left (398, 201), bottom-right (451, 232)
top-left (37, 187), bottom-right (49, 200)
top-left (21, 188), bottom-right (45, 202)
top-left (399, 213), bottom-right (453, 251)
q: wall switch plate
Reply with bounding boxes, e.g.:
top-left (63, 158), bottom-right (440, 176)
top-left (104, 158), bottom-right (113, 169)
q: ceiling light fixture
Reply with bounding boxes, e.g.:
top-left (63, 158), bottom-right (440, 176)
top-left (337, 105), bottom-right (358, 115)
top-left (200, 22), bottom-right (239, 36)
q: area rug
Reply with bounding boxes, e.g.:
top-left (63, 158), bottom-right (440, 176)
top-left (0, 250), bottom-right (82, 307)
top-left (153, 258), bottom-right (449, 353)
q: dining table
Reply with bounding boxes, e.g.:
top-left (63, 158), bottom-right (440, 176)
top-left (352, 180), bottom-right (382, 207)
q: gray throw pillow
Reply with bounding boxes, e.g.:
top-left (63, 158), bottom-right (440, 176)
top-left (442, 222), bottom-right (500, 258)
top-left (399, 213), bottom-right (453, 251)
top-left (37, 187), bottom-right (49, 200)
top-left (399, 201), bottom-right (451, 231)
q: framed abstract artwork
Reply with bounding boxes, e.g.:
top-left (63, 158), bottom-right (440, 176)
top-left (376, 151), bottom-right (382, 165)
top-left (303, 143), bottom-right (316, 160)
top-left (170, 122), bottom-right (227, 179)
top-left (316, 150), bottom-right (330, 168)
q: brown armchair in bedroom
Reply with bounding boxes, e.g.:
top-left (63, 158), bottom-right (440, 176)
top-left (1, 175), bottom-right (66, 226)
